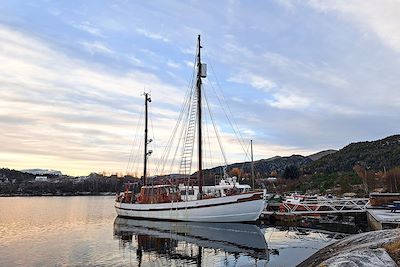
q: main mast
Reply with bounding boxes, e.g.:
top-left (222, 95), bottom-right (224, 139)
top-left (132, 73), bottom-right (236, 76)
top-left (143, 93), bottom-right (151, 186)
top-left (197, 35), bottom-right (203, 199)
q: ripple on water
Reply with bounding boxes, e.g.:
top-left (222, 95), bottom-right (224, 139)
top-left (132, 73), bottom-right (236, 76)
top-left (0, 196), bottom-right (339, 267)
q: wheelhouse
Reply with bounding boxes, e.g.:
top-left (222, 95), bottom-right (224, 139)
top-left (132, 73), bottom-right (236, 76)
top-left (137, 185), bottom-right (181, 204)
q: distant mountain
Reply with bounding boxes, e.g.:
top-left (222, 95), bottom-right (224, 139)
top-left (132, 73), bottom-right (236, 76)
top-left (202, 155), bottom-right (312, 178)
top-left (21, 168), bottom-right (62, 176)
top-left (307, 150), bottom-right (338, 161)
top-left (0, 168), bottom-right (35, 182)
top-left (264, 156), bottom-right (282, 161)
top-left (305, 135), bottom-right (400, 174)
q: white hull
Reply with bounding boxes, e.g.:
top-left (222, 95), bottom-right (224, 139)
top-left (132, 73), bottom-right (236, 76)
top-left (115, 192), bottom-right (264, 222)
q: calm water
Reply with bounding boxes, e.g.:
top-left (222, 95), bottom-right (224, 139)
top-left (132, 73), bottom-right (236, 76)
top-left (0, 196), bottom-right (340, 266)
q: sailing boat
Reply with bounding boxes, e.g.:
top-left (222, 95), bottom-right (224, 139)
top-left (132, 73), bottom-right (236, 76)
top-left (115, 35), bottom-right (264, 222)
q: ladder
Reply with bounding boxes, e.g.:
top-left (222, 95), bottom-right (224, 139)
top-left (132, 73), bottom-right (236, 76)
top-left (179, 91), bottom-right (198, 176)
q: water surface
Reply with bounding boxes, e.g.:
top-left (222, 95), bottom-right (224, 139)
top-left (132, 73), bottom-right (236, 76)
top-left (0, 196), bottom-right (340, 266)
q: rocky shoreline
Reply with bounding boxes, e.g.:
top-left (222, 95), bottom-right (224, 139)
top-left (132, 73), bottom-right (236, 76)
top-left (297, 229), bottom-right (400, 267)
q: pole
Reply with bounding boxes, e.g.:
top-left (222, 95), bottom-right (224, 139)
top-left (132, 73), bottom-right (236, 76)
top-left (197, 35), bottom-right (203, 199)
top-left (143, 93), bottom-right (150, 186)
top-left (251, 140), bottom-right (255, 190)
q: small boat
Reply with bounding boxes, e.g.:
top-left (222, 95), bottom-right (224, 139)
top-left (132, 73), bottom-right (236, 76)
top-left (113, 217), bottom-right (269, 261)
top-left (115, 35), bottom-right (264, 222)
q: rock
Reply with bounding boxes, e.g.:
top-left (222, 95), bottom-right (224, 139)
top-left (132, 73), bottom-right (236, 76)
top-left (321, 248), bottom-right (397, 267)
top-left (297, 229), bottom-right (400, 267)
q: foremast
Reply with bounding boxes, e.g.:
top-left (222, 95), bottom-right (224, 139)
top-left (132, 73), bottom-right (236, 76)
top-left (143, 93), bottom-right (151, 186)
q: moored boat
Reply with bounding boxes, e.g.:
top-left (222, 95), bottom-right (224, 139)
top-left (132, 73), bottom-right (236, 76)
top-left (115, 35), bottom-right (264, 222)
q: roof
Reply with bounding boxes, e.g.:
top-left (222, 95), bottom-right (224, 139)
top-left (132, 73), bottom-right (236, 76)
top-left (142, 185), bottom-right (174, 188)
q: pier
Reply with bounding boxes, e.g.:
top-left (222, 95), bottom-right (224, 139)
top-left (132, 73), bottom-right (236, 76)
top-left (262, 195), bottom-right (400, 234)
top-left (262, 198), bottom-right (370, 216)
top-left (367, 208), bottom-right (400, 230)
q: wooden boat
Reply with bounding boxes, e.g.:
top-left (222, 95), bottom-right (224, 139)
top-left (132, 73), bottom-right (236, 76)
top-left (115, 35), bottom-right (264, 222)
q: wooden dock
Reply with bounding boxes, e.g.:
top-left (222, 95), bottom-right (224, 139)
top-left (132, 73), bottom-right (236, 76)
top-left (367, 208), bottom-right (400, 230)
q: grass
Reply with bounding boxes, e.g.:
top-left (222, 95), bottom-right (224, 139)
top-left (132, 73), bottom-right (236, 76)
top-left (384, 239), bottom-right (400, 265)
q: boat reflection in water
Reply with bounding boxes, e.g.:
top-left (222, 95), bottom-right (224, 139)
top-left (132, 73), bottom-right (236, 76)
top-left (113, 217), bottom-right (269, 266)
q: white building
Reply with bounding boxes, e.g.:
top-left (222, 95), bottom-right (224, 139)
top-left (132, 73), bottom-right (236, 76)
top-left (35, 176), bottom-right (48, 182)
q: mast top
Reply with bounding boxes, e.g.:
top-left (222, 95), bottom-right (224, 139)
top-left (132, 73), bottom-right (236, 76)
top-left (197, 35), bottom-right (207, 78)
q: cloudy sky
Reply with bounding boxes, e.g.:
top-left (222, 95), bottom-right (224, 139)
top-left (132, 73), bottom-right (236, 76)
top-left (1, 0), bottom-right (400, 176)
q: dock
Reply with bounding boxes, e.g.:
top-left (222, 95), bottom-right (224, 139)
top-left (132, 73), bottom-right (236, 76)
top-left (262, 194), bottom-right (400, 232)
top-left (262, 198), bottom-right (370, 216)
top-left (367, 208), bottom-right (400, 230)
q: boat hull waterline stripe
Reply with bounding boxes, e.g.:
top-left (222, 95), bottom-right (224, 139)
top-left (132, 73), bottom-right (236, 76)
top-left (116, 193), bottom-right (262, 212)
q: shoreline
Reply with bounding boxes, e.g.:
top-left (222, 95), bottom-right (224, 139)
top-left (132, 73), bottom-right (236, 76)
top-left (0, 192), bottom-right (115, 197)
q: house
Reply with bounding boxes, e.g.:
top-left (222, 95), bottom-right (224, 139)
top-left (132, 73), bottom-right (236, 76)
top-left (35, 176), bottom-right (48, 182)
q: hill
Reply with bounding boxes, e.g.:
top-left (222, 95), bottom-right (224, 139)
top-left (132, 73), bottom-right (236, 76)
top-left (305, 135), bottom-right (400, 174)
top-left (202, 155), bottom-right (312, 178)
top-left (21, 168), bottom-right (62, 176)
top-left (0, 168), bottom-right (35, 182)
top-left (307, 150), bottom-right (337, 161)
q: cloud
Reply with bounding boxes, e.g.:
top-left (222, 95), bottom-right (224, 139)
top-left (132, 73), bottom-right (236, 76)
top-left (0, 24), bottom-right (183, 175)
top-left (166, 60), bottom-right (181, 69)
top-left (231, 96), bottom-right (244, 103)
top-left (266, 92), bottom-right (311, 110)
top-left (229, 71), bottom-right (276, 92)
top-left (70, 21), bottom-right (104, 37)
top-left (3, 1), bottom-right (400, 175)
top-left (307, 0), bottom-right (400, 53)
top-left (184, 60), bottom-right (195, 68)
top-left (137, 28), bottom-right (170, 43)
top-left (129, 55), bottom-right (142, 65)
top-left (79, 41), bottom-right (114, 55)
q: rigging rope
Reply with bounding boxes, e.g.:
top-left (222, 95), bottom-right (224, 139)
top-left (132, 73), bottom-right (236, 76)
top-left (155, 48), bottom-right (198, 175)
top-left (148, 104), bottom-right (159, 177)
top-left (126, 110), bottom-right (144, 176)
top-left (205, 56), bottom-right (251, 160)
top-left (203, 88), bottom-right (228, 167)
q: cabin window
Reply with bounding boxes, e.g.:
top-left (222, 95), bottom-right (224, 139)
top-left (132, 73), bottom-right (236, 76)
top-left (188, 189), bottom-right (194, 195)
top-left (181, 190), bottom-right (186, 195)
top-left (169, 187), bottom-right (178, 193)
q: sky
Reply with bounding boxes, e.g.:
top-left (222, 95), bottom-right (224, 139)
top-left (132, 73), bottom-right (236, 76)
top-left (1, 0), bottom-right (400, 176)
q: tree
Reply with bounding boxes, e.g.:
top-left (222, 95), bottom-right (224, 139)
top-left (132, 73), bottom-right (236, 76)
top-left (353, 164), bottom-right (369, 194)
top-left (386, 166), bottom-right (400, 192)
top-left (229, 168), bottom-right (241, 178)
top-left (283, 165), bottom-right (300, 180)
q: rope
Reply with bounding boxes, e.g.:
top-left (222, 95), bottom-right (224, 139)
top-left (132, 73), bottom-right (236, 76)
top-left (155, 47), bottom-right (198, 175)
top-left (205, 55), bottom-right (251, 159)
top-left (126, 110), bottom-right (144, 176)
top-left (203, 88), bottom-right (228, 167)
